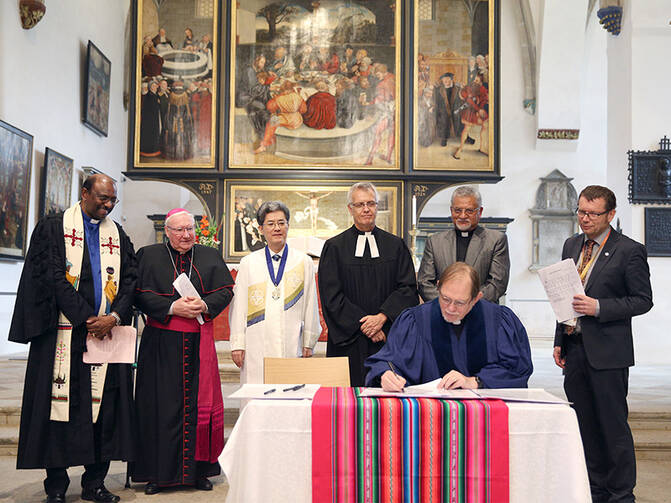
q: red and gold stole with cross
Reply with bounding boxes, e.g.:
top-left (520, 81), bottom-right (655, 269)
top-left (51, 202), bottom-right (121, 423)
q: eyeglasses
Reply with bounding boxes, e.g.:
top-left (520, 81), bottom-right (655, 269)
top-left (350, 201), bottom-right (378, 210)
top-left (263, 220), bottom-right (287, 229)
top-left (576, 209), bottom-right (609, 219)
top-left (166, 225), bottom-right (195, 234)
top-left (451, 207), bottom-right (479, 216)
top-left (89, 190), bottom-right (119, 205)
top-left (439, 295), bottom-right (471, 308)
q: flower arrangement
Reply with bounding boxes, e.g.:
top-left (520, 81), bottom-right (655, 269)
top-left (195, 215), bottom-right (222, 248)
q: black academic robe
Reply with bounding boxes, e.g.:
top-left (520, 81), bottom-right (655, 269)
top-left (132, 243), bottom-right (234, 486)
top-left (9, 213), bottom-right (137, 469)
top-left (318, 226), bottom-right (419, 386)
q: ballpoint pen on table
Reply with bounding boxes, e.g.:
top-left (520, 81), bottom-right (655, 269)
top-left (388, 361), bottom-right (405, 392)
top-left (282, 384), bottom-right (306, 392)
top-left (264, 388), bottom-right (276, 395)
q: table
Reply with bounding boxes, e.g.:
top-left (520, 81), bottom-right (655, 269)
top-left (221, 398), bottom-right (591, 503)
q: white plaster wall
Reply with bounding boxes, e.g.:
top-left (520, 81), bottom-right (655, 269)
top-left (422, 3), bottom-right (609, 340)
top-left (626, 0), bottom-right (671, 365)
top-left (0, 1), bottom-right (131, 355)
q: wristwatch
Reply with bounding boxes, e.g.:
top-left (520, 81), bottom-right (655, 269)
top-left (109, 311), bottom-right (121, 326)
top-left (474, 376), bottom-right (482, 389)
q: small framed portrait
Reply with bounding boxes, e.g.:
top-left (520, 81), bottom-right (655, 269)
top-left (84, 40), bottom-right (112, 136)
top-left (0, 119), bottom-right (33, 260)
top-left (41, 148), bottom-right (74, 218)
top-left (224, 179), bottom-right (402, 261)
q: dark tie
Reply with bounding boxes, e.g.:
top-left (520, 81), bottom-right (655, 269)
top-left (272, 254), bottom-right (281, 262)
top-left (566, 239), bottom-right (597, 335)
top-left (577, 240), bottom-right (596, 278)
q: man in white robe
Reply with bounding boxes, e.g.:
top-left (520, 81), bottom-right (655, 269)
top-left (229, 201), bottom-right (321, 383)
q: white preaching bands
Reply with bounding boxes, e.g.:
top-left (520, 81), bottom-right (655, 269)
top-left (355, 232), bottom-right (380, 258)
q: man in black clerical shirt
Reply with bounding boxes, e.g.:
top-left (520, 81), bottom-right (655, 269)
top-left (318, 182), bottom-right (418, 386)
top-left (417, 185), bottom-right (509, 303)
top-left (10, 175), bottom-right (137, 503)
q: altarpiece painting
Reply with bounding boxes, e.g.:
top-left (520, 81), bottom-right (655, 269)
top-left (413, 0), bottom-right (497, 171)
top-left (229, 0), bottom-right (400, 170)
top-left (132, 0), bottom-right (219, 168)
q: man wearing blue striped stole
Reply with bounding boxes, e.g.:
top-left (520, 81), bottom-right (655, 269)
top-left (229, 201), bottom-right (321, 383)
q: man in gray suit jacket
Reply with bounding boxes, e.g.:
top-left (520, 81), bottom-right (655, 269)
top-left (418, 185), bottom-right (509, 302)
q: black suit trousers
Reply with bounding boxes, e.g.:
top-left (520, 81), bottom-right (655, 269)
top-left (563, 336), bottom-right (636, 503)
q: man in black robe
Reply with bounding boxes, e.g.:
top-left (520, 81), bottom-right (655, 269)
top-left (318, 182), bottom-right (418, 386)
top-left (434, 72), bottom-right (463, 146)
top-left (9, 175), bottom-right (137, 503)
top-left (132, 208), bottom-right (234, 495)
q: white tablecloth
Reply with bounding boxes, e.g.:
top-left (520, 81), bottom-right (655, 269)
top-left (221, 399), bottom-right (591, 503)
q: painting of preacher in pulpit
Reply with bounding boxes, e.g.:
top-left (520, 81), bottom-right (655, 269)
top-left (413, 0), bottom-right (498, 172)
top-left (229, 0), bottom-right (400, 170)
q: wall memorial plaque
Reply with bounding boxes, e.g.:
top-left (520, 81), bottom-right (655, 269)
top-left (644, 207), bottom-right (671, 257)
top-left (628, 136), bottom-right (671, 204)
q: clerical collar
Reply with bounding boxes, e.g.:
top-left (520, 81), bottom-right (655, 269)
top-left (354, 227), bottom-right (379, 258)
top-left (81, 209), bottom-right (100, 225)
top-left (455, 227), bottom-right (475, 238)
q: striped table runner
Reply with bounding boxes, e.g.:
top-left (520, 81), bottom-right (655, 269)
top-left (312, 387), bottom-right (509, 503)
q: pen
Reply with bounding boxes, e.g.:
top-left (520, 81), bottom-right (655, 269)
top-left (388, 361), bottom-right (405, 392)
top-left (263, 388), bottom-right (276, 395)
top-left (282, 384), bottom-right (306, 392)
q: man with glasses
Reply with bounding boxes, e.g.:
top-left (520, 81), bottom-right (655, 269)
top-left (132, 208), bottom-right (234, 495)
top-left (10, 175), bottom-right (137, 503)
top-left (229, 201), bottom-right (321, 384)
top-left (365, 262), bottom-right (532, 391)
top-left (418, 185), bottom-right (509, 303)
top-left (553, 185), bottom-right (652, 503)
top-left (318, 182), bottom-right (418, 386)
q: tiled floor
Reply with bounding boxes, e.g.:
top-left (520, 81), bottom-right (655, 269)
top-left (1, 339), bottom-right (670, 502)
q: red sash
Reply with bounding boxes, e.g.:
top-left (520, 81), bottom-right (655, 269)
top-left (147, 316), bottom-right (224, 462)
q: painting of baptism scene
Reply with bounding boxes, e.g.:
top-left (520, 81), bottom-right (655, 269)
top-left (230, 0), bottom-right (400, 169)
top-left (414, 0), bottom-right (495, 171)
top-left (134, 0), bottom-right (217, 167)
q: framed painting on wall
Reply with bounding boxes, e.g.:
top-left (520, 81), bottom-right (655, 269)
top-left (131, 0), bottom-right (220, 168)
top-left (84, 41), bottom-right (111, 137)
top-left (41, 148), bottom-right (73, 218)
top-left (0, 119), bottom-right (33, 260)
top-left (229, 1), bottom-right (401, 170)
top-left (413, 0), bottom-right (499, 172)
top-left (224, 179), bottom-right (402, 261)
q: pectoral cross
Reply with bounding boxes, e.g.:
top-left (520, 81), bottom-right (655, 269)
top-left (64, 229), bottom-right (83, 247)
top-left (101, 237), bottom-right (120, 255)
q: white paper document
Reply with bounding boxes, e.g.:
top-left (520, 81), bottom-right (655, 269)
top-left (173, 272), bottom-right (204, 325)
top-left (474, 388), bottom-right (571, 404)
top-left (227, 383), bottom-right (320, 400)
top-left (360, 379), bottom-right (480, 399)
top-left (537, 259), bottom-right (585, 323)
top-left (83, 326), bottom-right (137, 364)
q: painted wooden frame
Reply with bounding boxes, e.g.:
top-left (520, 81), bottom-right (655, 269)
top-left (228, 0), bottom-right (401, 170)
top-left (0, 120), bottom-right (33, 260)
top-left (83, 40), bottom-right (111, 137)
top-left (224, 179), bottom-right (402, 261)
top-left (413, 0), bottom-right (499, 172)
top-left (40, 147), bottom-right (73, 218)
top-left (131, 0), bottom-right (220, 168)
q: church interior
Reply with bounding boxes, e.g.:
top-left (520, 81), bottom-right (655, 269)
top-left (0, 0), bottom-right (669, 501)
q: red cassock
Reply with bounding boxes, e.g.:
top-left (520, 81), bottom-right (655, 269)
top-left (303, 92), bottom-right (336, 130)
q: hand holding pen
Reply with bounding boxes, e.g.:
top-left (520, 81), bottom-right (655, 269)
top-left (381, 362), bottom-right (406, 393)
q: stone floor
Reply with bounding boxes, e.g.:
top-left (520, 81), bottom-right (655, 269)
top-left (1, 339), bottom-right (669, 502)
